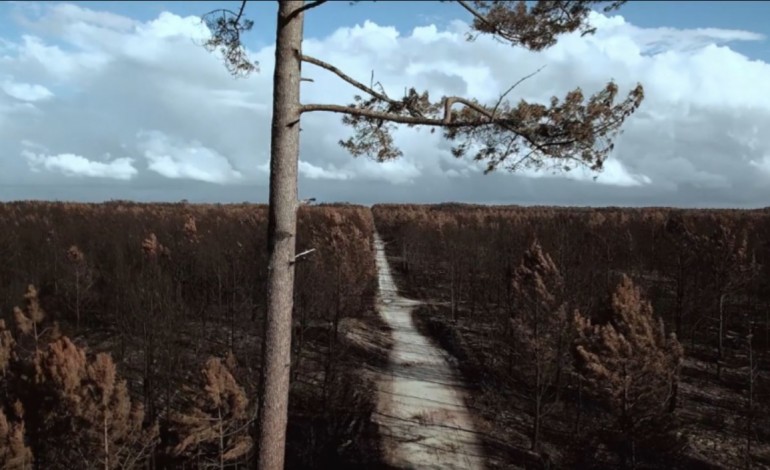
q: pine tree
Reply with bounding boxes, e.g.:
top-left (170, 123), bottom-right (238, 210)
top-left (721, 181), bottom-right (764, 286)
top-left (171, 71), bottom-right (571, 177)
top-left (707, 225), bottom-right (758, 379)
top-left (13, 285), bottom-right (59, 353)
top-left (171, 354), bottom-right (252, 467)
top-left (64, 245), bottom-right (94, 330)
top-left (0, 320), bottom-right (15, 378)
top-left (573, 275), bottom-right (684, 467)
top-left (31, 336), bottom-right (159, 469)
top-left (202, 1), bottom-right (645, 465)
top-left (510, 239), bottom-right (572, 452)
top-left (0, 402), bottom-right (33, 469)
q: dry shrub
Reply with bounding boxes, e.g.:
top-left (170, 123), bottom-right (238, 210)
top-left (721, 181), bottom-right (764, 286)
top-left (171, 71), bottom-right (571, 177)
top-left (171, 355), bottom-right (252, 465)
top-left (0, 402), bottom-right (33, 469)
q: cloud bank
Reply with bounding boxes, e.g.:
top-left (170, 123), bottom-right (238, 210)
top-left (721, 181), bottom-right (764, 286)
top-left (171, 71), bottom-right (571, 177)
top-left (1, 3), bottom-right (769, 206)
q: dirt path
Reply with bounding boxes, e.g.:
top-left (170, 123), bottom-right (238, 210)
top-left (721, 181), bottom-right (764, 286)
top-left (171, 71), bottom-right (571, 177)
top-left (372, 232), bottom-right (486, 469)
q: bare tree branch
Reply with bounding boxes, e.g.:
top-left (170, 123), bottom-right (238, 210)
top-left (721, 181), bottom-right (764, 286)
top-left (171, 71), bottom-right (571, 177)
top-left (301, 103), bottom-right (459, 125)
top-left (201, 0), bottom-right (644, 173)
top-left (301, 87), bottom-right (608, 169)
top-left (203, 1), bottom-right (248, 26)
top-left (234, 0), bottom-right (248, 23)
top-left (456, 0), bottom-right (497, 33)
top-left (302, 96), bottom-right (523, 127)
top-left (301, 54), bottom-right (393, 103)
top-left (287, 1), bottom-right (329, 21)
top-left (491, 65), bottom-right (547, 119)
top-left (291, 248), bottom-right (317, 264)
top-left (301, 51), bottom-right (576, 167)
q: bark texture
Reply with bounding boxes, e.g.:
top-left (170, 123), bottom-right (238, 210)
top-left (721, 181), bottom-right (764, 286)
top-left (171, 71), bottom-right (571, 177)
top-left (257, 2), bottom-right (304, 469)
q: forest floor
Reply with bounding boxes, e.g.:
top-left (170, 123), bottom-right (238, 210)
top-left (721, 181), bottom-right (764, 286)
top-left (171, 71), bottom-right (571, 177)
top-left (363, 232), bottom-right (487, 469)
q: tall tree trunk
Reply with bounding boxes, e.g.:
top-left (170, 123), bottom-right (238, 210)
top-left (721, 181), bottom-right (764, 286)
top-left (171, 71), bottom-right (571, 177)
top-left (450, 262), bottom-right (457, 322)
top-left (532, 397), bottom-right (541, 452)
top-left (675, 255), bottom-right (684, 337)
top-left (718, 292), bottom-right (725, 379)
top-left (103, 414), bottom-right (109, 470)
top-left (256, 2), bottom-right (304, 469)
top-left (532, 309), bottom-right (542, 452)
top-left (574, 374), bottom-right (583, 435)
top-left (219, 407), bottom-right (225, 470)
top-left (668, 378), bottom-right (678, 413)
top-left (746, 325), bottom-right (754, 468)
top-left (532, 373), bottom-right (541, 451)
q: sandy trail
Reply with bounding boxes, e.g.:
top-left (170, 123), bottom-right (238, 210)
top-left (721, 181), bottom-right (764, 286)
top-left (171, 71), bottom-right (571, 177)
top-left (372, 232), bottom-right (486, 470)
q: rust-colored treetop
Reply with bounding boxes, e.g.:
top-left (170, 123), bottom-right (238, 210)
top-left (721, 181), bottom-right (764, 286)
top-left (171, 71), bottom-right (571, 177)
top-left (573, 275), bottom-right (683, 412)
top-left (512, 239), bottom-right (563, 308)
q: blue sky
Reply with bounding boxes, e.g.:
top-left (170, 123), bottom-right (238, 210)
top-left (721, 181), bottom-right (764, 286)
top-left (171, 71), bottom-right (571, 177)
top-left (3, 1), bottom-right (768, 61)
top-left (1, 1), bottom-right (770, 206)
top-left (622, 1), bottom-right (770, 61)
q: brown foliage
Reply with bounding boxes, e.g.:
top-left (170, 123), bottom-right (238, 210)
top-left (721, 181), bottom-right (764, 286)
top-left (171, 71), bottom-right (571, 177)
top-left (182, 214), bottom-right (199, 244)
top-left (32, 336), bottom-right (158, 469)
top-left (0, 403), bottom-right (33, 469)
top-left (0, 202), bottom-right (379, 467)
top-left (573, 275), bottom-right (684, 464)
top-left (142, 232), bottom-right (171, 260)
top-left (13, 285), bottom-right (45, 337)
top-left (172, 356), bottom-right (251, 464)
top-left (0, 320), bottom-right (15, 376)
top-left (200, 1), bottom-right (257, 77)
top-left (510, 239), bottom-right (572, 450)
top-left (12, 285), bottom-right (60, 352)
top-left (465, 1), bottom-right (627, 50)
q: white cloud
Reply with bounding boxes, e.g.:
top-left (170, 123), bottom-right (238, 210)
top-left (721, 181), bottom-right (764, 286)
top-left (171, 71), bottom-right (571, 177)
top-left (136, 11), bottom-right (209, 41)
top-left (1, 3), bottom-right (770, 206)
top-left (1, 78), bottom-right (53, 101)
top-left (750, 156), bottom-right (770, 174)
top-left (23, 150), bottom-right (137, 180)
top-left (138, 131), bottom-right (243, 184)
top-left (356, 158), bottom-right (422, 185)
top-left (596, 159), bottom-right (652, 187)
top-left (516, 157), bottom-right (651, 187)
top-left (298, 160), bottom-right (352, 180)
top-left (18, 34), bottom-right (111, 81)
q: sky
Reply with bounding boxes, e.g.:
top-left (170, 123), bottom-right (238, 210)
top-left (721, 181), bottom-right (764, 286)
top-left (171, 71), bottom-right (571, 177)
top-left (1, 1), bottom-right (770, 207)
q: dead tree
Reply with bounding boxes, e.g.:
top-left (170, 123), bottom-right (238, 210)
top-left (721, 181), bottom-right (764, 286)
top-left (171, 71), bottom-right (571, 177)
top-left (172, 355), bottom-right (252, 468)
top-left (708, 225), bottom-right (758, 379)
top-left (744, 324), bottom-right (758, 468)
top-left (574, 275), bottom-right (684, 467)
top-left (509, 239), bottom-right (572, 452)
top-left (201, 2), bottom-right (644, 468)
